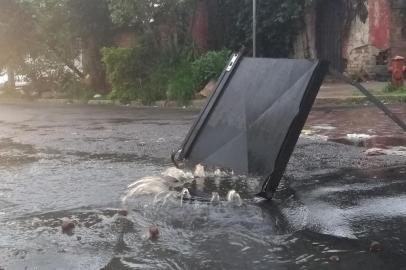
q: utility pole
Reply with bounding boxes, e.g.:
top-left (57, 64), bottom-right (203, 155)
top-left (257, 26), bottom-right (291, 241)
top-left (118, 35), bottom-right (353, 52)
top-left (253, 0), bottom-right (257, 57)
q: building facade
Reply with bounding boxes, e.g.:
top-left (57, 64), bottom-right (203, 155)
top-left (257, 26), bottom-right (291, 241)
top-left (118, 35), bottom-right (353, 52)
top-left (294, 0), bottom-right (406, 78)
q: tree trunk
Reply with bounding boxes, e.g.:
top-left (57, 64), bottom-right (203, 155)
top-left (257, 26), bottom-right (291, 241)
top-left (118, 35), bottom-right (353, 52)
top-left (7, 66), bottom-right (15, 90)
top-left (82, 37), bottom-right (109, 95)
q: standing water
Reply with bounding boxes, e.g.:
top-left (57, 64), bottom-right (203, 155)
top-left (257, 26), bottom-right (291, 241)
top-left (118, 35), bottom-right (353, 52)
top-left (0, 105), bottom-right (406, 269)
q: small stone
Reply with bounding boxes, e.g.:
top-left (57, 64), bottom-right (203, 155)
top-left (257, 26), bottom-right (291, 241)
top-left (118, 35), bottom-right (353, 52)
top-left (329, 255), bottom-right (340, 262)
top-left (61, 218), bottom-right (75, 235)
top-left (149, 226), bottom-right (159, 240)
top-left (117, 209), bottom-right (128, 216)
top-left (370, 241), bottom-right (383, 253)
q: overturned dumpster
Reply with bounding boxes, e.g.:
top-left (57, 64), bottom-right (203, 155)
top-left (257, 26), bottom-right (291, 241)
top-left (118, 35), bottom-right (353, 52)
top-left (172, 52), bottom-right (329, 199)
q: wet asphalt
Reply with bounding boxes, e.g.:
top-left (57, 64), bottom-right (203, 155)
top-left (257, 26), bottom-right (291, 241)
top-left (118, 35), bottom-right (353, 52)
top-left (0, 103), bottom-right (405, 270)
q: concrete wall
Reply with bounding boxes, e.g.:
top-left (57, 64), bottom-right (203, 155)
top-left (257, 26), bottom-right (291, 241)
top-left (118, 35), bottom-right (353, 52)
top-left (345, 10), bottom-right (374, 75)
top-left (294, 0), bottom-right (393, 77)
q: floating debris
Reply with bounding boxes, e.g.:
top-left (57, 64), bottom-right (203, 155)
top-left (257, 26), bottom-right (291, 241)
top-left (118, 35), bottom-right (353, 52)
top-left (61, 218), bottom-right (75, 235)
top-left (149, 226), bottom-right (160, 240)
top-left (369, 241), bottom-right (383, 253)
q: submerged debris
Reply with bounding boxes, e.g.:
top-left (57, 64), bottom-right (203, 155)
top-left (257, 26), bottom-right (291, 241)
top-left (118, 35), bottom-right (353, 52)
top-left (149, 226), bottom-right (160, 240)
top-left (61, 218), bottom-right (75, 235)
top-left (369, 241), bottom-right (383, 253)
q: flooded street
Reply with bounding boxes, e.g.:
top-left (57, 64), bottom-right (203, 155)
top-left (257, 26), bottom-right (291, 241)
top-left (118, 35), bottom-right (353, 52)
top-left (0, 103), bottom-right (405, 269)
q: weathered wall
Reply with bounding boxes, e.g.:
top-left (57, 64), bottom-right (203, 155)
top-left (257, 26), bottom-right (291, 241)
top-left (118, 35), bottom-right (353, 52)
top-left (345, 0), bottom-right (392, 76)
top-left (294, 0), bottom-right (393, 77)
top-left (369, 0), bottom-right (391, 49)
top-left (391, 1), bottom-right (406, 58)
top-left (344, 9), bottom-right (373, 75)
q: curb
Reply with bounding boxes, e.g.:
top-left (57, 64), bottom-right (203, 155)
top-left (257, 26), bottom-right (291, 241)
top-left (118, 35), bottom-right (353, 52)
top-left (0, 95), bottom-right (405, 109)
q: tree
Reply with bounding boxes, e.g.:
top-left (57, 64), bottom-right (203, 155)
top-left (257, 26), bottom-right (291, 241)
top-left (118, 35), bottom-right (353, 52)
top-left (107, 0), bottom-right (195, 54)
top-left (66, 0), bottom-right (114, 94)
top-left (0, 0), bottom-right (37, 89)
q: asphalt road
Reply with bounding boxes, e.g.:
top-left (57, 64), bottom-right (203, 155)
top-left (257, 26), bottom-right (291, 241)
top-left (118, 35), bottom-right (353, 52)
top-left (0, 103), bottom-right (405, 270)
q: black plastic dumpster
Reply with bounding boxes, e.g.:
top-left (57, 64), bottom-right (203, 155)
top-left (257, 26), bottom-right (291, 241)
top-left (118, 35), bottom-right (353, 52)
top-left (172, 52), bottom-right (329, 199)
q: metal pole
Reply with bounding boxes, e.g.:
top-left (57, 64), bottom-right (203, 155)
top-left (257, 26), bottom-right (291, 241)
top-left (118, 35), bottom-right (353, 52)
top-left (253, 0), bottom-right (257, 57)
top-left (330, 68), bottom-right (406, 132)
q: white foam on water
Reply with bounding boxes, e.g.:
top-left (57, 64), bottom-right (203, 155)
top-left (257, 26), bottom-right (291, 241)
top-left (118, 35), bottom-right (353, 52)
top-left (311, 125), bottom-right (336, 130)
top-left (161, 167), bottom-right (194, 180)
top-left (194, 164), bottom-right (205, 178)
top-left (123, 176), bottom-right (169, 204)
top-left (227, 190), bottom-right (243, 206)
top-left (346, 133), bottom-right (375, 142)
top-left (180, 188), bottom-right (191, 207)
top-left (210, 192), bottom-right (220, 204)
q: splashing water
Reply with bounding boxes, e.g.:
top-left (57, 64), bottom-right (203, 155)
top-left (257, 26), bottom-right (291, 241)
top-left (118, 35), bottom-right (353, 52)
top-left (227, 190), bottom-right (243, 206)
top-left (194, 164), bottom-right (205, 178)
top-left (162, 167), bottom-right (194, 180)
top-left (122, 176), bottom-right (169, 204)
top-left (180, 188), bottom-right (191, 206)
top-left (210, 192), bottom-right (220, 205)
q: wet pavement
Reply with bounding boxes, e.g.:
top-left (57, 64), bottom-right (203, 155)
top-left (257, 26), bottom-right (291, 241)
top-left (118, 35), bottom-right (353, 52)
top-left (0, 103), bottom-right (405, 270)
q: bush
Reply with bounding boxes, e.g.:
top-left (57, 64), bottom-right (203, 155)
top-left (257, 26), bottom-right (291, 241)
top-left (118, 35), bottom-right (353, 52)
top-left (167, 61), bottom-right (197, 104)
top-left (101, 46), bottom-right (153, 102)
top-left (383, 83), bottom-right (406, 93)
top-left (140, 65), bottom-right (172, 104)
top-left (102, 47), bottom-right (232, 104)
top-left (191, 49), bottom-right (231, 88)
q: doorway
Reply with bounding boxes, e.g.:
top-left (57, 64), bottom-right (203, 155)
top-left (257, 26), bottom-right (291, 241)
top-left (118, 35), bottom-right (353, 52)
top-left (316, 0), bottom-right (346, 71)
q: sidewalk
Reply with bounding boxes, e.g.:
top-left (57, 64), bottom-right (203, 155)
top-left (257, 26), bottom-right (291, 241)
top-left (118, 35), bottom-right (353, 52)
top-left (0, 81), bottom-right (405, 109)
top-left (318, 81), bottom-right (387, 98)
top-left (315, 81), bottom-right (406, 106)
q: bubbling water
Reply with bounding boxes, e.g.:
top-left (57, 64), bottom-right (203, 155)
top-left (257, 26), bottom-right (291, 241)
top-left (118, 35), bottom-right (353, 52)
top-left (210, 192), bottom-right (220, 205)
top-left (180, 188), bottom-right (192, 206)
top-left (227, 190), bottom-right (243, 206)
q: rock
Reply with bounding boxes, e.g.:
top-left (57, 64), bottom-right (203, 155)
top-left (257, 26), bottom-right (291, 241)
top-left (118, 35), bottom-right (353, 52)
top-left (329, 255), bottom-right (340, 262)
top-left (61, 218), bottom-right (75, 235)
top-left (149, 226), bottom-right (160, 240)
top-left (198, 80), bottom-right (217, 98)
top-left (370, 241), bottom-right (383, 253)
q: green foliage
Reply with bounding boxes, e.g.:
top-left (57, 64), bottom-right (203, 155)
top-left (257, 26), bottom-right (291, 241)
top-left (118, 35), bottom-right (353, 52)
top-left (62, 79), bottom-right (95, 101)
top-left (102, 46), bottom-right (232, 104)
top-left (218, 0), bottom-right (305, 57)
top-left (191, 49), bottom-right (231, 87)
top-left (102, 45), bottom-right (165, 103)
top-left (102, 47), bottom-right (143, 101)
top-left (383, 83), bottom-right (406, 93)
top-left (167, 62), bottom-right (197, 104)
